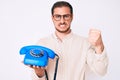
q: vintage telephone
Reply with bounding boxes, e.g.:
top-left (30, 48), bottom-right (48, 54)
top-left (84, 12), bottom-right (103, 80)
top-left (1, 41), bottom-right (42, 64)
top-left (19, 45), bottom-right (59, 80)
top-left (19, 45), bottom-right (56, 67)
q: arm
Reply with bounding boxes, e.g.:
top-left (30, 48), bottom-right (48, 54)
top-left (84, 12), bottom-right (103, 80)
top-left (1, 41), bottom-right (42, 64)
top-left (87, 29), bottom-right (109, 76)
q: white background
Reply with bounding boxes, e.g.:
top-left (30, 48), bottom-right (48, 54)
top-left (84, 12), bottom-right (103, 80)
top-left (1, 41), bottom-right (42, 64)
top-left (0, 0), bottom-right (120, 80)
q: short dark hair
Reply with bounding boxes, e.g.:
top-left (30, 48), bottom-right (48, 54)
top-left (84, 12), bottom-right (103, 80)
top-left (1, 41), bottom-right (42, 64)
top-left (51, 1), bottom-right (73, 15)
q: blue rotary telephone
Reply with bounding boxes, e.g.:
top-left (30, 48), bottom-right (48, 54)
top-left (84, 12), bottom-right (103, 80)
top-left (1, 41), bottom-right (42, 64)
top-left (19, 45), bottom-right (59, 80)
top-left (19, 45), bottom-right (56, 67)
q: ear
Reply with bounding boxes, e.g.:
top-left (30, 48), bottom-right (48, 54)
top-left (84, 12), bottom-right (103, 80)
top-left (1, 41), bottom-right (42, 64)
top-left (52, 15), bottom-right (54, 21)
top-left (71, 14), bottom-right (73, 21)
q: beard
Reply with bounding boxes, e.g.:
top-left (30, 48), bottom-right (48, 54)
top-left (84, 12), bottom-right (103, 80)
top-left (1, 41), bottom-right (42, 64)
top-left (55, 26), bottom-right (70, 33)
top-left (55, 22), bottom-right (71, 33)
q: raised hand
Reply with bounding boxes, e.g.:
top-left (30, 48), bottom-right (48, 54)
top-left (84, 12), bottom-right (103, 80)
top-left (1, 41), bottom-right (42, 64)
top-left (88, 29), bottom-right (104, 54)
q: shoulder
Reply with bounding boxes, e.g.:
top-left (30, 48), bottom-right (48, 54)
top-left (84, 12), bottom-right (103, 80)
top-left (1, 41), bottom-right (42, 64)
top-left (36, 34), bottom-right (53, 45)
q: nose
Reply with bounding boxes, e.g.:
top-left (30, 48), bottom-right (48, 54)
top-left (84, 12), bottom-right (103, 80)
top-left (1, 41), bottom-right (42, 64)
top-left (60, 16), bottom-right (65, 23)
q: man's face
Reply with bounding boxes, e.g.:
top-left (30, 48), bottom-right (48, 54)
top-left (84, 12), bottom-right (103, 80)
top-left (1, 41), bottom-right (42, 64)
top-left (52, 7), bottom-right (73, 33)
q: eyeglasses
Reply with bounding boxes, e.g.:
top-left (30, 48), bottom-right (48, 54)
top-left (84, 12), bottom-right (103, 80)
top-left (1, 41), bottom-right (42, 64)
top-left (53, 14), bottom-right (72, 21)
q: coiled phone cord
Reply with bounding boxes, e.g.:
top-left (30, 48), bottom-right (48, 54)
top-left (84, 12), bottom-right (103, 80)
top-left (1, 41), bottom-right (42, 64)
top-left (45, 54), bottom-right (59, 80)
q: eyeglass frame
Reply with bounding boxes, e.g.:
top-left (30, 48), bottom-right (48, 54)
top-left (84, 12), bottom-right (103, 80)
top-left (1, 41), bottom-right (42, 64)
top-left (52, 14), bottom-right (72, 21)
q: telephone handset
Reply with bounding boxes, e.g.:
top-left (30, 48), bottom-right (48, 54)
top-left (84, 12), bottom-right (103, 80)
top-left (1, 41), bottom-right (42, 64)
top-left (19, 45), bottom-right (56, 67)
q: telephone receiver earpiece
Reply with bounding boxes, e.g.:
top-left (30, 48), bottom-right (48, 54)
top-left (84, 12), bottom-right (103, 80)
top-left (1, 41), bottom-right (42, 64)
top-left (19, 45), bottom-right (56, 67)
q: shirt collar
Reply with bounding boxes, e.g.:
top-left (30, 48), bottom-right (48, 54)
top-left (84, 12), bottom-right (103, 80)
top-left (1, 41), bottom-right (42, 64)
top-left (52, 31), bottom-right (73, 42)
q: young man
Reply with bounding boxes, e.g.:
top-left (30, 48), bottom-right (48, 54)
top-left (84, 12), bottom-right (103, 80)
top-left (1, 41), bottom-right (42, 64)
top-left (30, 1), bottom-right (108, 80)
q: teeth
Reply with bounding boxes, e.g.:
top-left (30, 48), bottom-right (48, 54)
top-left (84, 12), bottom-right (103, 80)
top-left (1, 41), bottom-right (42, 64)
top-left (60, 25), bottom-right (65, 27)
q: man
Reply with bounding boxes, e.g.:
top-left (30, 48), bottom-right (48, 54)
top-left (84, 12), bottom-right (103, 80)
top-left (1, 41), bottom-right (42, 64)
top-left (30, 1), bottom-right (108, 80)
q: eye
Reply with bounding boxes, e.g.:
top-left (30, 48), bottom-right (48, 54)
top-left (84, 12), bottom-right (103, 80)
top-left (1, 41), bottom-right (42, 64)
top-left (64, 15), bottom-right (70, 18)
top-left (54, 15), bottom-right (61, 18)
top-left (63, 14), bottom-right (71, 20)
top-left (53, 15), bottom-right (61, 21)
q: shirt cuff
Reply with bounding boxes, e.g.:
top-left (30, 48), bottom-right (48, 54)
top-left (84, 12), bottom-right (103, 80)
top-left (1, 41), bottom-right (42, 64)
top-left (94, 48), bottom-right (107, 60)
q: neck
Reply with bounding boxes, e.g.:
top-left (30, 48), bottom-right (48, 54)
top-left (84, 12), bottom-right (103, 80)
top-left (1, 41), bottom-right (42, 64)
top-left (55, 29), bottom-right (71, 41)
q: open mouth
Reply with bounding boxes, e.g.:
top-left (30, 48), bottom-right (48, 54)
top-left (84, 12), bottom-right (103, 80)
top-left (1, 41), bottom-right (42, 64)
top-left (59, 24), bottom-right (66, 28)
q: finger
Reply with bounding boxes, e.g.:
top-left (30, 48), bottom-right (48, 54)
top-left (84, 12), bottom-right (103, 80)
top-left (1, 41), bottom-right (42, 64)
top-left (89, 36), bottom-right (99, 42)
top-left (32, 65), bottom-right (42, 69)
top-left (41, 67), bottom-right (45, 69)
top-left (89, 28), bottom-right (101, 33)
top-left (27, 65), bottom-right (33, 68)
top-left (32, 65), bottom-right (37, 68)
top-left (89, 29), bottom-right (101, 39)
top-left (36, 66), bottom-right (41, 68)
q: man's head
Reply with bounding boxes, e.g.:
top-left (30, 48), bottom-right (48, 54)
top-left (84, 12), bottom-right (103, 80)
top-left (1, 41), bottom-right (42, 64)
top-left (51, 1), bottom-right (73, 15)
top-left (51, 1), bottom-right (73, 33)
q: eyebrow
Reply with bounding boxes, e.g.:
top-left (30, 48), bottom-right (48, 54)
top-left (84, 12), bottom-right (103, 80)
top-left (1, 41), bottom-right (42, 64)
top-left (53, 14), bottom-right (71, 15)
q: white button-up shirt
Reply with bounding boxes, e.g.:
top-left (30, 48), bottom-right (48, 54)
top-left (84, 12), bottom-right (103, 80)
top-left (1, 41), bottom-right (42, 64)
top-left (31, 32), bottom-right (108, 80)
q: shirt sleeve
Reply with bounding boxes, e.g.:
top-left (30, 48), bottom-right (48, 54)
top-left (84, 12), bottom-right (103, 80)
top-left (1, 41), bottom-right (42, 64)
top-left (86, 47), bottom-right (109, 76)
